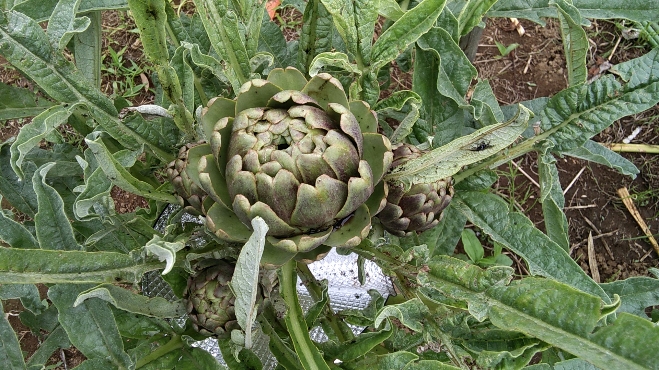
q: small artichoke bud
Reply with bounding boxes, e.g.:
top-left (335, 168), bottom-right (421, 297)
top-left (185, 259), bottom-right (242, 337)
top-left (167, 142), bottom-right (208, 215)
top-left (379, 144), bottom-right (453, 236)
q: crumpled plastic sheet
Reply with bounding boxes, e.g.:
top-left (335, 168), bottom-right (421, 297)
top-left (143, 205), bottom-right (394, 368)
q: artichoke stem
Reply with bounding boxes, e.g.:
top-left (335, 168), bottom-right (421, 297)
top-left (296, 261), bottom-right (353, 343)
top-left (280, 260), bottom-right (331, 370)
top-left (134, 334), bottom-right (183, 369)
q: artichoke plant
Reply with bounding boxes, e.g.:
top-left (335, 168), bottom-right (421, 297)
top-left (378, 144), bottom-right (453, 236)
top-left (177, 67), bottom-right (392, 265)
top-left (167, 142), bottom-right (211, 216)
top-left (185, 259), bottom-right (242, 337)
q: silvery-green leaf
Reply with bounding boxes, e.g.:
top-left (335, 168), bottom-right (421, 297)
top-left (416, 26), bottom-right (476, 110)
top-left (74, 11), bottom-right (102, 89)
top-left (73, 284), bottom-right (186, 318)
top-left (0, 81), bottom-right (54, 120)
top-left (601, 276), bottom-right (659, 318)
top-left (13, 0), bottom-right (128, 22)
top-left (370, 0), bottom-right (447, 71)
top-left (193, 0), bottom-right (251, 85)
top-left (169, 46), bottom-right (196, 117)
top-left (539, 49), bottom-right (659, 154)
top-left (488, 0), bottom-right (658, 24)
top-left (471, 80), bottom-right (504, 127)
top-left (538, 152), bottom-right (569, 251)
top-left (453, 191), bottom-right (609, 302)
top-left (33, 163), bottom-right (81, 251)
top-left (46, 0), bottom-right (91, 51)
top-left (10, 103), bottom-right (81, 179)
top-left (374, 298), bottom-right (427, 332)
top-left (25, 326), bottom-right (71, 369)
top-left (456, 0), bottom-right (497, 36)
top-left (0, 300), bottom-right (25, 370)
top-left (0, 284), bottom-right (44, 314)
top-left (49, 284), bottom-right (133, 369)
top-left (378, 0), bottom-right (405, 21)
top-left (230, 216), bottom-right (268, 349)
top-left (553, 0), bottom-right (588, 86)
top-left (0, 195), bottom-right (37, 249)
top-left (0, 248), bottom-right (162, 284)
top-left (85, 133), bottom-right (177, 203)
top-left (386, 105), bottom-right (531, 189)
top-left (145, 235), bottom-right (185, 275)
top-left (566, 140), bottom-right (639, 178)
top-left (309, 51), bottom-right (361, 76)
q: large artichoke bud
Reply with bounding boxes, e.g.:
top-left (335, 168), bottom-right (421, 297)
top-left (167, 142), bottom-right (211, 215)
top-left (378, 144), bottom-right (453, 236)
top-left (187, 67), bottom-right (392, 264)
top-left (185, 259), bottom-right (241, 337)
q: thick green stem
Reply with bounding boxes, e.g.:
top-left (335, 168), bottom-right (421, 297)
top-left (281, 260), bottom-right (331, 370)
top-left (135, 335), bottom-right (183, 369)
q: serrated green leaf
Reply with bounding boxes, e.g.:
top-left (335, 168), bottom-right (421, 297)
top-left (566, 140), bottom-right (638, 178)
top-left (32, 163), bottom-right (81, 251)
top-left (370, 0), bottom-right (447, 70)
top-left (0, 248), bottom-right (163, 284)
top-left (304, 279), bottom-right (329, 329)
top-left (540, 50), bottom-right (659, 154)
top-left (386, 105), bottom-right (530, 189)
top-left (488, 0), bottom-right (658, 24)
top-left (231, 217), bottom-right (267, 349)
top-left (0, 300), bottom-right (26, 370)
top-left (112, 308), bottom-right (172, 339)
top-left (298, 0), bottom-right (343, 73)
top-left (0, 81), bottom-right (53, 120)
top-left (259, 18), bottom-right (296, 71)
top-left (453, 191), bottom-right (610, 302)
top-left (355, 350), bottom-right (419, 368)
top-left (73, 284), bottom-right (186, 318)
top-left (553, 0), bottom-right (588, 86)
top-left (319, 0), bottom-right (359, 61)
top-left (49, 284), bottom-right (133, 369)
top-left (421, 256), bottom-right (659, 370)
top-left (538, 153), bottom-right (570, 251)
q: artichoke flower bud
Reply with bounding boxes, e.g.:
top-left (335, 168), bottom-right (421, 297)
top-left (193, 67), bottom-right (393, 261)
top-left (167, 141), bottom-right (209, 215)
top-left (185, 259), bottom-right (247, 337)
top-left (379, 144), bottom-right (453, 236)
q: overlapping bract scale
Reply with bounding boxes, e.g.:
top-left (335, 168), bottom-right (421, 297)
top-left (172, 67), bottom-right (393, 265)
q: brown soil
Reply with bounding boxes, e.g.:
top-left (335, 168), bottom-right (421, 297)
top-left (476, 18), bottom-right (659, 281)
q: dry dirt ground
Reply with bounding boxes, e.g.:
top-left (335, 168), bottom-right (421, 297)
top-left (476, 18), bottom-right (659, 281)
top-left (1, 10), bottom-right (659, 368)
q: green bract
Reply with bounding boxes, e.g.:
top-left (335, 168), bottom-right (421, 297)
top-left (182, 68), bottom-right (392, 264)
top-left (379, 144), bottom-right (453, 236)
top-left (185, 259), bottom-right (243, 337)
top-left (167, 142), bottom-right (211, 216)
